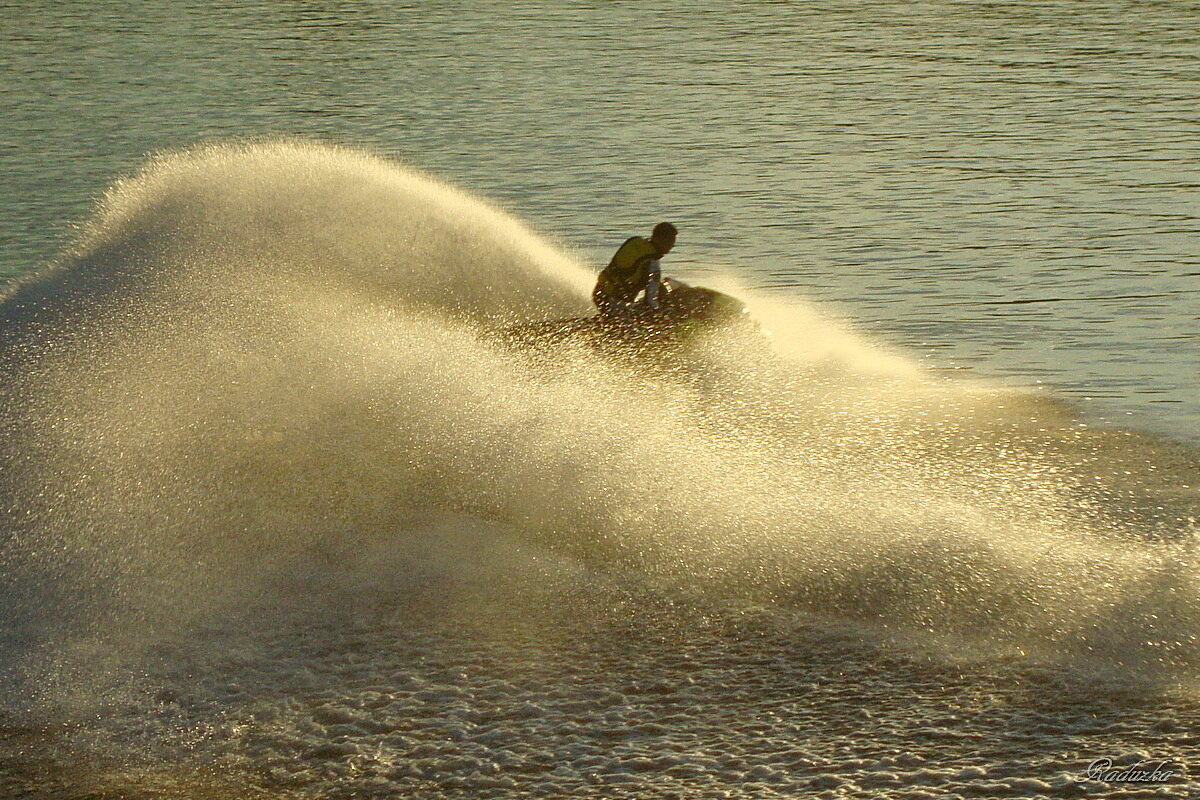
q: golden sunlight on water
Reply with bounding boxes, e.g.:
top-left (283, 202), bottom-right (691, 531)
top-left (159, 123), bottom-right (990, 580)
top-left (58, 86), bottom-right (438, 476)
top-left (0, 2), bottom-right (1197, 797)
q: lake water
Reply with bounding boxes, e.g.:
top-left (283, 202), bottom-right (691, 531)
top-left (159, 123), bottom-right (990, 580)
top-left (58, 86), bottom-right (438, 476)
top-left (5, 6), bottom-right (1200, 797)
top-left (2, 0), bottom-right (1197, 440)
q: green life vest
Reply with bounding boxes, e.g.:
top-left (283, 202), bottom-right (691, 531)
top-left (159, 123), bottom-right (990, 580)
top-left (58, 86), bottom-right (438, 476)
top-left (596, 236), bottom-right (660, 301)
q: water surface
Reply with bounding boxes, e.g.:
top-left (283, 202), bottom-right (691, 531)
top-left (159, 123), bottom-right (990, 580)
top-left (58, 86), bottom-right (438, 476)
top-left (2, 0), bottom-right (1197, 437)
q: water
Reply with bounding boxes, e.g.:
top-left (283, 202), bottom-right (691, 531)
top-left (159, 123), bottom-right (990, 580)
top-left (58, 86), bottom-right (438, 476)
top-left (2, 4), bottom-right (1200, 798)
top-left (1, 135), bottom-right (1198, 796)
top-left (2, 0), bottom-right (1196, 440)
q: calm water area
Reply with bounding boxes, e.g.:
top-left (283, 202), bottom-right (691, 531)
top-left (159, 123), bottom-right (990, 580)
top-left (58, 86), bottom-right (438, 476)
top-left (2, 0), bottom-right (1197, 440)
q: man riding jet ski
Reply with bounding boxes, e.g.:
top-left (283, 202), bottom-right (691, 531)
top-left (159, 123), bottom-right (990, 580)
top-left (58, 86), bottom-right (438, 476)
top-left (592, 221), bottom-right (677, 318)
top-left (499, 222), bottom-right (756, 351)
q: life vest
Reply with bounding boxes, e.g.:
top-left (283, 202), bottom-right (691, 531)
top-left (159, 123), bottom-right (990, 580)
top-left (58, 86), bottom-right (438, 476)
top-left (594, 237), bottom-right (660, 303)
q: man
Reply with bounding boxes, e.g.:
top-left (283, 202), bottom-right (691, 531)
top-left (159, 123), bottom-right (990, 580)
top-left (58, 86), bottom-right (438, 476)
top-left (592, 222), bottom-right (677, 317)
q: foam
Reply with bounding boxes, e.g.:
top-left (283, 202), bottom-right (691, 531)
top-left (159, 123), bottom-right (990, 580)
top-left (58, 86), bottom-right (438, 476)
top-left (1, 141), bottom-right (1197, 722)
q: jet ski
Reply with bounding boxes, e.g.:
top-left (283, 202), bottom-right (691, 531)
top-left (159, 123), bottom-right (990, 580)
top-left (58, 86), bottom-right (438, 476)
top-left (497, 279), bottom-right (759, 354)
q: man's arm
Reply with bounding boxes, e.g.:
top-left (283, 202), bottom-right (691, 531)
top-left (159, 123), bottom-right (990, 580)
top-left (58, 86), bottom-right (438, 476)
top-left (642, 258), bottom-right (662, 308)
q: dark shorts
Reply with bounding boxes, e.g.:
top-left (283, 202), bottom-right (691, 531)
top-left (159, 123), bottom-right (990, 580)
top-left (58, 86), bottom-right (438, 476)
top-left (592, 284), bottom-right (632, 317)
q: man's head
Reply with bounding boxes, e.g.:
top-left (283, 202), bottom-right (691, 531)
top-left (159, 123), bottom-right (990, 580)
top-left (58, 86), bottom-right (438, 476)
top-left (650, 221), bottom-right (677, 255)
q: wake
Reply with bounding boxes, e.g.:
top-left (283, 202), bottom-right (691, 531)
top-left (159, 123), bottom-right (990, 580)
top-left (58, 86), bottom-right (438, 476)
top-left (1, 141), bottom-right (1197, 719)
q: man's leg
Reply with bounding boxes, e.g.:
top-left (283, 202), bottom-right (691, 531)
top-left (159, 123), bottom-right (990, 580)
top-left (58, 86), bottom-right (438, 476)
top-left (593, 286), bottom-right (630, 319)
